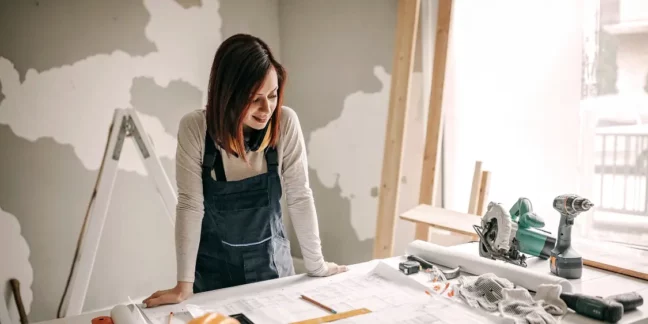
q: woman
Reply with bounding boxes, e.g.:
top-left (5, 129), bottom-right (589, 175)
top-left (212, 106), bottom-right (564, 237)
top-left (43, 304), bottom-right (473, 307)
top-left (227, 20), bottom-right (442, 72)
top-left (143, 34), bottom-right (347, 307)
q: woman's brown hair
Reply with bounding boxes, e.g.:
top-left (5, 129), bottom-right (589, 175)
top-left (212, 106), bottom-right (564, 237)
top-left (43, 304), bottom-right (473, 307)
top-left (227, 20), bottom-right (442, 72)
top-left (205, 33), bottom-right (285, 161)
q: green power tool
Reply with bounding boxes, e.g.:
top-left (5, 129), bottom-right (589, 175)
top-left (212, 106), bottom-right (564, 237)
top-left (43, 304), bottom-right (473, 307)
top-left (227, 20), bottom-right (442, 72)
top-left (474, 198), bottom-right (557, 267)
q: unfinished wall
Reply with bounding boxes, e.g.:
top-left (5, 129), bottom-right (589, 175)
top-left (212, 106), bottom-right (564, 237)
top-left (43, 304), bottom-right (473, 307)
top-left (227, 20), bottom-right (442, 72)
top-left (278, 0), bottom-right (431, 266)
top-left (0, 0), bottom-right (281, 322)
top-left (1, 0), bottom-right (442, 321)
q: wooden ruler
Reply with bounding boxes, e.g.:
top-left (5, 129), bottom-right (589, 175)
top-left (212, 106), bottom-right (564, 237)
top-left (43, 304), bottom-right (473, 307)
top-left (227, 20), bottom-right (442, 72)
top-left (289, 308), bottom-right (372, 324)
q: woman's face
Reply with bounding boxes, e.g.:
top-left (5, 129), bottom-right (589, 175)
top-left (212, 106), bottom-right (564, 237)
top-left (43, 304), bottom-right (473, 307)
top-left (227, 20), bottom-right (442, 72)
top-left (244, 67), bottom-right (278, 130)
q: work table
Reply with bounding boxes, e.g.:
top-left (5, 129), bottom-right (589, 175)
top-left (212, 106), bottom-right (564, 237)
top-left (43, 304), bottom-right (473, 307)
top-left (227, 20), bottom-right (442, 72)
top-left (35, 242), bottom-right (648, 324)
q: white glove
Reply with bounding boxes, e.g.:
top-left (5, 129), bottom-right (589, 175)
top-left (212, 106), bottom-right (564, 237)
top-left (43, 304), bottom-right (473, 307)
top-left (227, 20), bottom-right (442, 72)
top-left (498, 284), bottom-right (567, 324)
top-left (456, 273), bottom-right (515, 312)
top-left (533, 284), bottom-right (567, 316)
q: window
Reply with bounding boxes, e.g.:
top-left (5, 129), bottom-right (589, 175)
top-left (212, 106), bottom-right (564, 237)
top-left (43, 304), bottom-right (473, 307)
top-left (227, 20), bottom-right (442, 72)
top-left (579, 0), bottom-right (648, 247)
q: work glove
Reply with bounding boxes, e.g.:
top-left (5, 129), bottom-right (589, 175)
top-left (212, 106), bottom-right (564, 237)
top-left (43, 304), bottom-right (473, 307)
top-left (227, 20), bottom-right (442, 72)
top-left (498, 284), bottom-right (567, 324)
top-left (456, 273), bottom-right (515, 312)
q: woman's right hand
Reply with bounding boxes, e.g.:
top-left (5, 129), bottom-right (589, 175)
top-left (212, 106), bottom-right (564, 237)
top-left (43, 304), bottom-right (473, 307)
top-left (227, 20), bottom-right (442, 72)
top-left (143, 281), bottom-right (193, 308)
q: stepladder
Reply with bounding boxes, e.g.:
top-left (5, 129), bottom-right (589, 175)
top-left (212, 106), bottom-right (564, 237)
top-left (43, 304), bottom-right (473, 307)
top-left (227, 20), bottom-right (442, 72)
top-left (57, 108), bottom-right (177, 318)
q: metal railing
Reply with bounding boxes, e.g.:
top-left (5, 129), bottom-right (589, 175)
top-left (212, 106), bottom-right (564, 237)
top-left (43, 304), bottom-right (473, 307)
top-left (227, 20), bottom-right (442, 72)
top-left (594, 130), bottom-right (648, 216)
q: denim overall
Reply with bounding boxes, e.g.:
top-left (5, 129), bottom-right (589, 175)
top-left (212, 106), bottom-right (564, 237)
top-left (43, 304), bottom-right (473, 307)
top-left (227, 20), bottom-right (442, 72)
top-left (193, 132), bottom-right (295, 293)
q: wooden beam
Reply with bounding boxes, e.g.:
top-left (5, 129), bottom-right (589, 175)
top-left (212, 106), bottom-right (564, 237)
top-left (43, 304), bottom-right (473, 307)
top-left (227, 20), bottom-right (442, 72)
top-left (373, 0), bottom-right (421, 259)
top-left (467, 161), bottom-right (483, 214)
top-left (414, 0), bottom-right (454, 241)
top-left (401, 205), bottom-right (480, 240)
top-left (476, 170), bottom-right (491, 216)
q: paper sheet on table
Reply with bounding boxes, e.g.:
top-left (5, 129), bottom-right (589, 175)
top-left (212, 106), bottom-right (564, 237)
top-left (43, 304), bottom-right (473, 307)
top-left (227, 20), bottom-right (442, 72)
top-left (190, 261), bottom-right (509, 324)
top-left (140, 305), bottom-right (193, 324)
top-left (110, 296), bottom-right (193, 324)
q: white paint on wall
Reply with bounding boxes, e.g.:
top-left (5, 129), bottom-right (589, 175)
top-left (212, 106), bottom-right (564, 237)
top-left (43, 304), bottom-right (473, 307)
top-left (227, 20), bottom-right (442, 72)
top-left (0, 207), bottom-right (33, 324)
top-left (307, 66), bottom-right (423, 243)
top-left (0, 0), bottom-right (221, 175)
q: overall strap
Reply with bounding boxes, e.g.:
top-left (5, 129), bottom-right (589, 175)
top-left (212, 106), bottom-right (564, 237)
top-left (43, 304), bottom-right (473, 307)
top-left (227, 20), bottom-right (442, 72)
top-left (202, 132), bottom-right (227, 181)
top-left (265, 146), bottom-right (278, 174)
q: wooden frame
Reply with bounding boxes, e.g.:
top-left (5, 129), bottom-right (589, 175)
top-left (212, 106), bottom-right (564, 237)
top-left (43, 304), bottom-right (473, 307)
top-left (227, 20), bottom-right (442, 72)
top-left (374, 0), bottom-right (476, 259)
top-left (373, 0), bottom-right (422, 259)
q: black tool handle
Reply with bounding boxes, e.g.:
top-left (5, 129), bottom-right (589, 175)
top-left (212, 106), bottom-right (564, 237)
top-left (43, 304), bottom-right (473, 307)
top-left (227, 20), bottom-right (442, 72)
top-left (561, 292), bottom-right (623, 323)
top-left (607, 292), bottom-right (644, 312)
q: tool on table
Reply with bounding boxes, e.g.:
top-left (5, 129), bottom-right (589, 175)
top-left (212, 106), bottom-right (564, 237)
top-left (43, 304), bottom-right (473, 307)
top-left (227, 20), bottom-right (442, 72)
top-left (399, 260), bottom-right (421, 275)
top-left (550, 194), bottom-right (594, 279)
top-left (167, 312), bottom-right (173, 324)
top-left (474, 198), bottom-right (556, 267)
top-left (406, 255), bottom-right (461, 279)
top-left (300, 295), bottom-right (337, 314)
top-left (606, 291), bottom-right (644, 312)
top-left (560, 292), bottom-right (624, 323)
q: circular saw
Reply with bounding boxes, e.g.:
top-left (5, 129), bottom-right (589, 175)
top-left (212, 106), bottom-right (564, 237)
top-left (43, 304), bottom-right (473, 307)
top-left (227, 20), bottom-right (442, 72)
top-left (474, 198), bottom-right (556, 268)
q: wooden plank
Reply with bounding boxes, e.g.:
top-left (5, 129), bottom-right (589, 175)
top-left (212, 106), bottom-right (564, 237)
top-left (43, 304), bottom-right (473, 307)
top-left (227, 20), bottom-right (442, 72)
top-left (583, 259), bottom-right (648, 281)
top-left (414, 0), bottom-right (454, 241)
top-left (373, 0), bottom-right (421, 259)
top-left (467, 161), bottom-right (483, 214)
top-left (290, 308), bottom-right (372, 324)
top-left (476, 170), bottom-right (491, 216)
top-left (573, 239), bottom-right (648, 281)
top-left (401, 204), bottom-right (480, 240)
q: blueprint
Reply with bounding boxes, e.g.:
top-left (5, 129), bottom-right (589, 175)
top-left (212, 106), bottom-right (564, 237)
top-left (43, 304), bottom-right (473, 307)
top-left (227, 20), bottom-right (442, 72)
top-left (186, 261), bottom-right (508, 324)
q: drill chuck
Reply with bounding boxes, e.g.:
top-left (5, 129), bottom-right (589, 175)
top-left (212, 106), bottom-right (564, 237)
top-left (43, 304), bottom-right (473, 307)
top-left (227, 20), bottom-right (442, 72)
top-left (553, 195), bottom-right (594, 216)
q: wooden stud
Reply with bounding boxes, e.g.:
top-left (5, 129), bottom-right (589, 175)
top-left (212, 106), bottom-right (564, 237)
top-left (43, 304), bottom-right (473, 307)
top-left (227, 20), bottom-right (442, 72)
top-left (414, 0), bottom-right (454, 241)
top-left (373, 0), bottom-right (421, 259)
top-left (476, 170), bottom-right (491, 216)
top-left (467, 161), bottom-right (483, 214)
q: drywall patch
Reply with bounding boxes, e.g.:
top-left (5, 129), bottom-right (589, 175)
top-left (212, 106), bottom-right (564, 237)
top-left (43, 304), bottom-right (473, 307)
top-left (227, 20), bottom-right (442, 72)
top-left (0, 0), bottom-right (222, 174)
top-left (174, 0), bottom-right (202, 9)
top-left (286, 174), bottom-right (374, 265)
top-left (308, 66), bottom-right (424, 243)
top-left (218, 0), bottom-right (282, 60)
top-left (0, 0), bottom-right (156, 81)
top-left (130, 77), bottom-right (203, 137)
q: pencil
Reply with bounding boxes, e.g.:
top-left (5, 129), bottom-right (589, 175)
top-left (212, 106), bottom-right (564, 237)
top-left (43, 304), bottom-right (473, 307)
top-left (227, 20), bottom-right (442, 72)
top-left (167, 312), bottom-right (173, 324)
top-left (300, 295), bottom-right (337, 314)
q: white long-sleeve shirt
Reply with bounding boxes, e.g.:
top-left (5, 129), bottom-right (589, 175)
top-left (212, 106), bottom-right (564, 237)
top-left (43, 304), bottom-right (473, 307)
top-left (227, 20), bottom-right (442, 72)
top-left (174, 106), bottom-right (328, 282)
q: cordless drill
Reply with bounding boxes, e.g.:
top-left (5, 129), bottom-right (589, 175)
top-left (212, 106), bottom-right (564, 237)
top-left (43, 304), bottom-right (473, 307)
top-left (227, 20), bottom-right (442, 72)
top-left (560, 291), bottom-right (644, 323)
top-left (550, 194), bottom-right (594, 279)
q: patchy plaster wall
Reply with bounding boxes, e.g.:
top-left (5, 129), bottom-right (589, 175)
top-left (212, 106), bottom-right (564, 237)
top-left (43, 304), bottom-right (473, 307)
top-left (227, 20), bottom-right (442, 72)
top-left (0, 0), bottom-right (281, 321)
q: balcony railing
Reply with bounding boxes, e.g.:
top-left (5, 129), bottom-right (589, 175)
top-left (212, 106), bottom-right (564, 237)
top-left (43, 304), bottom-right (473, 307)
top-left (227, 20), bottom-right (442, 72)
top-left (594, 127), bottom-right (648, 216)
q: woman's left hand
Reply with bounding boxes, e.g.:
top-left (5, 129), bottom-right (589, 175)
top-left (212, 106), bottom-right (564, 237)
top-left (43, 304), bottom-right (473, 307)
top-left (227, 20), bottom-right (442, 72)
top-left (324, 262), bottom-right (349, 276)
